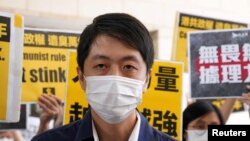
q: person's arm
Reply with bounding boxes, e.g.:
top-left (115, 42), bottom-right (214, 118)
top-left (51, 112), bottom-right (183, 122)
top-left (241, 93), bottom-right (250, 118)
top-left (241, 85), bottom-right (250, 118)
top-left (12, 131), bottom-right (25, 141)
top-left (36, 94), bottom-right (63, 135)
top-left (0, 131), bottom-right (25, 141)
top-left (222, 85), bottom-right (250, 122)
top-left (220, 98), bottom-right (236, 123)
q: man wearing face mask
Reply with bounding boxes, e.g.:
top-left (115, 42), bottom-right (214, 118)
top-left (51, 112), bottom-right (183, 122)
top-left (31, 13), bottom-right (176, 141)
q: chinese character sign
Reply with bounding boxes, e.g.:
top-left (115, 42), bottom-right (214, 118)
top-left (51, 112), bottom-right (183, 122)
top-left (138, 60), bottom-right (183, 141)
top-left (0, 12), bottom-right (23, 122)
top-left (63, 51), bottom-right (89, 124)
top-left (171, 12), bottom-right (247, 72)
top-left (188, 29), bottom-right (250, 98)
top-left (21, 28), bottom-right (80, 103)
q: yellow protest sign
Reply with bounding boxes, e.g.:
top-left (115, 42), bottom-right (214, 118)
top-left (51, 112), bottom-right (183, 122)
top-left (171, 12), bottom-right (247, 72)
top-left (21, 28), bottom-right (80, 103)
top-left (63, 51), bottom-right (89, 124)
top-left (137, 60), bottom-right (183, 140)
top-left (0, 12), bottom-right (23, 122)
top-left (63, 53), bottom-right (183, 140)
top-left (0, 14), bottom-right (10, 120)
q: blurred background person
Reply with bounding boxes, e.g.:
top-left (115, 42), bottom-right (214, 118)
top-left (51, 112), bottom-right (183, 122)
top-left (183, 87), bottom-right (250, 141)
top-left (0, 130), bottom-right (24, 141)
top-left (182, 101), bottom-right (224, 141)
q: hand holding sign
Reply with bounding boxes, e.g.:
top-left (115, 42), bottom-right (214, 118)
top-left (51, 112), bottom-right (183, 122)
top-left (37, 94), bottom-right (63, 135)
top-left (241, 85), bottom-right (250, 112)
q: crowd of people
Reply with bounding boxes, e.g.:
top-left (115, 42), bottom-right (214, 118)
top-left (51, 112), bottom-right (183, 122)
top-left (1, 13), bottom-right (250, 141)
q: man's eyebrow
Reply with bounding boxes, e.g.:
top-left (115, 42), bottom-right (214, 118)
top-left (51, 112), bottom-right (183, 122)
top-left (92, 54), bottom-right (111, 60)
top-left (92, 54), bottom-right (140, 63)
top-left (120, 55), bottom-right (140, 63)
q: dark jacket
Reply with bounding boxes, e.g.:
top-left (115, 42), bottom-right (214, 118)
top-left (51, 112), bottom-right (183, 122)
top-left (31, 111), bottom-right (176, 141)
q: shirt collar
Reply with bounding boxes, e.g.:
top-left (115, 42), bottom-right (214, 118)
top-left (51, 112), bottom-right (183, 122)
top-left (92, 120), bottom-right (99, 141)
top-left (92, 111), bottom-right (141, 141)
top-left (128, 111), bottom-right (141, 141)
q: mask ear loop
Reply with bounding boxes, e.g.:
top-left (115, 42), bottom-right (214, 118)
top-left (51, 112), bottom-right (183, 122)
top-left (82, 74), bottom-right (86, 80)
top-left (79, 74), bottom-right (84, 81)
top-left (78, 69), bottom-right (86, 82)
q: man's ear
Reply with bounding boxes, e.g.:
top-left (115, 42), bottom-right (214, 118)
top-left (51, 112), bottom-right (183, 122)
top-left (143, 70), bottom-right (152, 93)
top-left (77, 66), bottom-right (86, 90)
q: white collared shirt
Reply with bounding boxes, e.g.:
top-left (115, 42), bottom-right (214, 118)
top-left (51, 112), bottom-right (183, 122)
top-left (92, 111), bottom-right (141, 141)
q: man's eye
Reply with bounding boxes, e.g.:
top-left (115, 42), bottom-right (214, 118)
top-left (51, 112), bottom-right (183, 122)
top-left (123, 65), bottom-right (137, 71)
top-left (94, 64), bottom-right (107, 69)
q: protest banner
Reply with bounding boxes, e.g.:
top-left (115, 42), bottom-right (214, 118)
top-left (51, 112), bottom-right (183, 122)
top-left (0, 12), bottom-right (23, 122)
top-left (21, 28), bottom-right (80, 103)
top-left (188, 28), bottom-right (250, 98)
top-left (171, 12), bottom-right (248, 72)
top-left (63, 51), bottom-right (89, 124)
top-left (137, 60), bottom-right (183, 140)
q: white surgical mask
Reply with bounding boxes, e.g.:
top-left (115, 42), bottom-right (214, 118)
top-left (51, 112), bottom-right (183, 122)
top-left (187, 130), bottom-right (208, 141)
top-left (0, 138), bottom-right (14, 141)
top-left (85, 75), bottom-right (145, 124)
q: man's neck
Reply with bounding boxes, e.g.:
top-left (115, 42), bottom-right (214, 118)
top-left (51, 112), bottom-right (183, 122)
top-left (91, 109), bottom-right (137, 141)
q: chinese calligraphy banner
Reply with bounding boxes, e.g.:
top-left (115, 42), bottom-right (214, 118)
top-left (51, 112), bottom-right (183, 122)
top-left (138, 60), bottom-right (183, 141)
top-left (188, 28), bottom-right (250, 98)
top-left (63, 51), bottom-right (89, 124)
top-left (21, 28), bottom-right (80, 103)
top-left (63, 51), bottom-right (183, 140)
top-left (0, 12), bottom-right (23, 122)
top-left (171, 12), bottom-right (248, 72)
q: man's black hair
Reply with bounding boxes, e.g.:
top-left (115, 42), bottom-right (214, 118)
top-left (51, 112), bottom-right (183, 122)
top-left (77, 13), bottom-right (154, 73)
